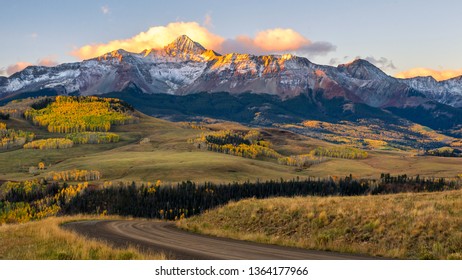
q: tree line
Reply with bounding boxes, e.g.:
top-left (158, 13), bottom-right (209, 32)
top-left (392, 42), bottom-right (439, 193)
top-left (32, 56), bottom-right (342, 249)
top-left (2, 174), bottom-right (460, 223)
top-left (45, 169), bottom-right (101, 182)
top-left (64, 174), bottom-right (459, 220)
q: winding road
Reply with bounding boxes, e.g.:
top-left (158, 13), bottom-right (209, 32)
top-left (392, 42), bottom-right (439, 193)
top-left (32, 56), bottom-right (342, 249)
top-left (64, 220), bottom-right (376, 260)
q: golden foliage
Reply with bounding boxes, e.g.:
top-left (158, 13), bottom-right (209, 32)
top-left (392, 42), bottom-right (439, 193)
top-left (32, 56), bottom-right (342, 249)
top-left (363, 139), bottom-right (387, 148)
top-left (24, 96), bottom-right (133, 133)
top-left (38, 162), bottom-right (45, 170)
top-left (278, 154), bottom-right (326, 167)
top-left (298, 119), bottom-right (457, 151)
top-left (66, 132), bottom-right (120, 144)
top-left (54, 182), bottom-right (89, 204)
top-left (45, 170), bottom-right (101, 182)
top-left (0, 122), bottom-right (35, 150)
top-left (24, 138), bottom-right (74, 149)
top-left (312, 146), bottom-right (368, 159)
top-left (0, 180), bottom-right (89, 224)
top-left (193, 130), bottom-right (281, 159)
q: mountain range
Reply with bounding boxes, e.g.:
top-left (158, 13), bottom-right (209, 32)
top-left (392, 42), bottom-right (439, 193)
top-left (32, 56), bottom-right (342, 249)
top-left (1, 35), bottom-right (462, 131)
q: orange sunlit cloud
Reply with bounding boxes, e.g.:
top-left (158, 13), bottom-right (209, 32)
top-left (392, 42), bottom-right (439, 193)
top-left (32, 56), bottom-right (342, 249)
top-left (72, 22), bottom-right (225, 59)
top-left (6, 62), bottom-right (32, 76)
top-left (253, 28), bottom-right (310, 52)
top-left (219, 28), bottom-right (335, 56)
top-left (72, 22), bottom-right (335, 59)
top-left (5, 57), bottom-right (59, 76)
top-left (396, 68), bottom-right (462, 81)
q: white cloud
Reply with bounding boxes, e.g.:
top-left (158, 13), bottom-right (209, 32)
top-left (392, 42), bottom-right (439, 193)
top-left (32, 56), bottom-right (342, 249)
top-left (101, 5), bottom-right (110, 15)
top-left (72, 22), bottom-right (225, 59)
top-left (71, 21), bottom-right (336, 59)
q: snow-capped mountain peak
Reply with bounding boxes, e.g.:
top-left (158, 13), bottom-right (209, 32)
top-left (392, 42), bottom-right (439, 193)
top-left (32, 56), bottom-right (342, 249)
top-left (164, 35), bottom-right (206, 55)
top-left (1, 35), bottom-right (462, 109)
top-left (337, 59), bottom-right (391, 81)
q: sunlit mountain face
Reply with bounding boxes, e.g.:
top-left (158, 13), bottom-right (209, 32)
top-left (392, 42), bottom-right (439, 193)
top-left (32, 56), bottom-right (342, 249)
top-left (1, 35), bottom-right (462, 132)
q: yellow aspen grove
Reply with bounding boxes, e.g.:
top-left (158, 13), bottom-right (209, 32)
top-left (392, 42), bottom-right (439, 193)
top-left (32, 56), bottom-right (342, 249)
top-left (311, 147), bottom-right (368, 159)
top-left (65, 132), bottom-right (120, 144)
top-left (24, 138), bottom-right (74, 149)
top-left (24, 96), bottom-right (133, 133)
top-left (193, 130), bottom-right (282, 159)
top-left (45, 170), bottom-right (101, 182)
top-left (0, 122), bottom-right (35, 150)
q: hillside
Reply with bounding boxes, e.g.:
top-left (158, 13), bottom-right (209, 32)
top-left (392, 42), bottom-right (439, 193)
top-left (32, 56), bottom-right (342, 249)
top-left (1, 96), bottom-right (462, 184)
top-left (178, 190), bottom-right (462, 259)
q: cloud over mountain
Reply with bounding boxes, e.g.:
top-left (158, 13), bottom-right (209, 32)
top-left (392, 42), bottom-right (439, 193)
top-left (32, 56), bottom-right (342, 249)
top-left (396, 67), bottom-right (462, 81)
top-left (4, 58), bottom-right (58, 76)
top-left (71, 22), bottom-right (335, 59)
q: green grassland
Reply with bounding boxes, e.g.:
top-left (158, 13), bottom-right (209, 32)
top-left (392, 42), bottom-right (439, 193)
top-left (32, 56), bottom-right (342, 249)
top-left (1, 109), bottom-right (462, 183)
top-left (178, 190), bottom-right (462, 259)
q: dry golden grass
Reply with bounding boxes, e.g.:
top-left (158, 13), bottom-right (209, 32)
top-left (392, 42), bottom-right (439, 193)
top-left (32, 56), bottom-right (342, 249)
top-left (0, 215), bottom-right (166, 260)
top-left (178, 190), bottom-right (462, 259)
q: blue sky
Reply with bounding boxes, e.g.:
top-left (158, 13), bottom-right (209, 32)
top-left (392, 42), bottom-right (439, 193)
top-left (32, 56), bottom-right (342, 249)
top-left (1, 0), bottom-right (461, 79)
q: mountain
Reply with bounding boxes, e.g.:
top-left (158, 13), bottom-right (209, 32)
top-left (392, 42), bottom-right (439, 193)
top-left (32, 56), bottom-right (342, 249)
top-left (1, 35), bottom-right (462, 131)
top-left (399, 76), bottom-right (462, 108)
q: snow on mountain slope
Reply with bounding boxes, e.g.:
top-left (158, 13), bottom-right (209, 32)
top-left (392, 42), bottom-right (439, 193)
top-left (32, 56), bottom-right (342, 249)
top-left (1, 35), bottom-right (462, 110)
top-left (399, 76), bottom-right (462, 108)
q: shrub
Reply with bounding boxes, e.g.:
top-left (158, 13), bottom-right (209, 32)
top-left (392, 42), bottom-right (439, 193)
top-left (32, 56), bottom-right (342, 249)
top-left (24, 138), bottom-right (73, 149)
top-left (66, 132), bottom-right (120, 144)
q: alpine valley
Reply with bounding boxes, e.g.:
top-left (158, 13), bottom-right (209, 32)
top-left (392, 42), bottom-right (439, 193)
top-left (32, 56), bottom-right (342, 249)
top-left (2, 35), bottom-right (462, 261)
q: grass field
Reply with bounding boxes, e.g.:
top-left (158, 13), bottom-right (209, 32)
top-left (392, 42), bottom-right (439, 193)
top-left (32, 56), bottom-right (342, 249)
top-left (0, 215), bottom-right (164, 260)
top-left (1, 110), bottom-right (462, 183)
top-left (178, 190), bottom-right (462, 259)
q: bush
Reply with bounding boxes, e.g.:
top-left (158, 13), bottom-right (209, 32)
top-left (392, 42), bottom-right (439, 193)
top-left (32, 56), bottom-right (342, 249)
top-left (66, 132), bottom-right (119, 144)
top-left (24, 138), bottom-right (73, 149)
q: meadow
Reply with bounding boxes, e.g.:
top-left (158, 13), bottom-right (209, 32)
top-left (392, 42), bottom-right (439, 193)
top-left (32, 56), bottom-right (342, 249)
top-left (1, 109), bottom-right (462, 183)
top-left (178, 190), bottom-right (462, 260)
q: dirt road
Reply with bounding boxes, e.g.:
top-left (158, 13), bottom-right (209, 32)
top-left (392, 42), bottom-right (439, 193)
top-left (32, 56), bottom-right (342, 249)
top-left (64, 220), bottom-right (377, 260)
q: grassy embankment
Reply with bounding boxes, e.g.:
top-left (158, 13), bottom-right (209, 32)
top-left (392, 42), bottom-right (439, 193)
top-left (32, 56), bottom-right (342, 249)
top-left (0, 215), bottom-right (165, 260)
top-left (178, 190), bottom-right (462, 259)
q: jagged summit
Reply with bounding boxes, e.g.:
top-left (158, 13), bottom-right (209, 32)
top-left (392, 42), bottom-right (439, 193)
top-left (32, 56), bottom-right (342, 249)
top-left (164, 35), bottom-right (206, 56)
top-left (338, 59), bottom-right (390, 80)
top-left (1, 36), bottom-right (462, 110)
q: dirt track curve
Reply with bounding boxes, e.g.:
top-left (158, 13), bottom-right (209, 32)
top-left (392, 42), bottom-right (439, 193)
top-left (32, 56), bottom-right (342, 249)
top-left (64, 220), bottom-right (378, 260)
